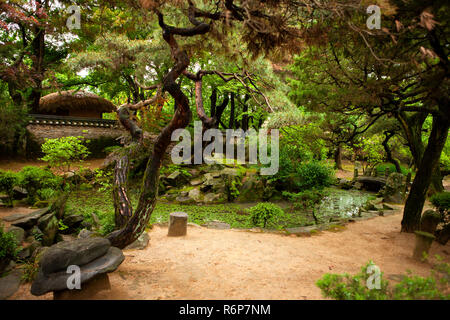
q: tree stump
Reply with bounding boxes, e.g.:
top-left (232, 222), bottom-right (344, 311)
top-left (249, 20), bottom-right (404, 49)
top-left (168, 212), bottom-right (188, 237)
top-left (413, 231), bottom-right (435, 261)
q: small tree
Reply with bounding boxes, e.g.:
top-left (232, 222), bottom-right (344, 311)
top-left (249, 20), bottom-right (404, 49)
top-left (40, 136), bottom-right (91, 175)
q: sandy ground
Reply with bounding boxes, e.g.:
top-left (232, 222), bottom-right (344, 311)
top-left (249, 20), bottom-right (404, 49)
top-left (8, 207), bottom-right (450, 300)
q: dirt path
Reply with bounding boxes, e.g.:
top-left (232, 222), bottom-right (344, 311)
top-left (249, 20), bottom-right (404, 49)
top-left (9, 208), bottom-right (450, 300)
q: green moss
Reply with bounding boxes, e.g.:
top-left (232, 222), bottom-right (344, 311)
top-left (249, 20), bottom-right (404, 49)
top-left (414, 231), bottom-right (436, 239)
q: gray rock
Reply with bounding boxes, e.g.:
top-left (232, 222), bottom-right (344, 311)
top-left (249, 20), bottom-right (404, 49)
top-left (31, 246), bottom-right (124, 296)
top-left (175, 196), bottom-right (195, 204)
top-left (37, 213), bottom-right (59, 246)
top-left (203, 193), bottom-right (221, 203)
top-left (188, 188), bottom-right (202, 202)
top-left (2, 213), bottom-right (29, 222)
top-left (11, 207), bottom-right (51, 229)
top-left (62, 214), bottom-right (84, 228)
top-left (202, 221), bottom-right (231, 230)
top-left (12, 186), bottom-right (28, 200)
top-left (124, 232), bottom-right (150, 250)
top-left (190, 178), bottom-right (204, 186)
top-left (77, 229), bottom-right (96, 239)
top-left (38, 238), bottom-right (111, 276)
top-left (7, 226), bottom-right (25, 244)
top-left (0, 270), bottom-right (22, 300)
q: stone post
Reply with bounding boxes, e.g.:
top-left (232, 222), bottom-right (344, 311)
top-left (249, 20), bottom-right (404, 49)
top-left (168, 212), bottom-right (188, 237)
top-left (413, 231), bottom-right (435, 261)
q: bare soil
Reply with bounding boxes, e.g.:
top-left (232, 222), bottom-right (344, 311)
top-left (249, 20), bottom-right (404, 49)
top-left (8, 207), bottom-right (450, 300)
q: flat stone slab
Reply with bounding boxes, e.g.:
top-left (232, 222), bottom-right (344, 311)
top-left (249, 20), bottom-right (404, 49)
top-left (2, 213), bottom-right (30, 222)
top-left (31, 247), bottom-right (124, 296)
top-left (202, 221), bottom-right (231, 230)
top-left (11, 207), bottom-right (51, 229)
top-left (0, 270), bottom-right (22, 300)
top-left (39, 238), bottom-right (111, 275)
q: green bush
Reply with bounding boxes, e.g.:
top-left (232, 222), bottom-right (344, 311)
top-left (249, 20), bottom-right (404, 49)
top-left (0, 170), bottom-right (17, 206)
top-left (375, 163), bottom-right (411, 176)
top-left (40, 136), bottom-right (90, 174)
top-left (17, 166), bottom-right (62, 204)
top-left (430, 192), bottom-right (450, 214)
top-left (316, 260), bottom-right (450, 300)
top-left (0, 224), bottom-right (19, 261)
top-left (248, 202), bottom-right (286, 228)
top-left (294, 161), bottom-right (334, 191)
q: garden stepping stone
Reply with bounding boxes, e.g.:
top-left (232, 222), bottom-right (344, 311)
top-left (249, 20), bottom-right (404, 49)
top-left (202, 221), bottom-right (231, 230)
top-left (0, 270), bottom-right (22, 300)
top-left (11, 207), bottom-right (51, 229)
top-left (2, 212), bottom-right (29, 222)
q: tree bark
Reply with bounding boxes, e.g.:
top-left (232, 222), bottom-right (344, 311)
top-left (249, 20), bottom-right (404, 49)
top-left (334, 144), bottom-right (343, 170)
top-left (382, 131), bottom-right (401, 173)
top-left (401, 116), bottom-right (449, 232)
top-left (229, 92), bottom-right (235, 129)
top-left (106, 12), bottom-right (197, 248)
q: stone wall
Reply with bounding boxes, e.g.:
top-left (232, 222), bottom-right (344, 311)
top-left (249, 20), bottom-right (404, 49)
top-left (27, 124), bottom-right (126, 144)
top-left (26, 123), bottom-right (127, 158)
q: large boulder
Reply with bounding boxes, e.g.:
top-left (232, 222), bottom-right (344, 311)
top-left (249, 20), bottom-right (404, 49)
top-left (383, 172), bottom-right (406, 204)
top-left (31, 238), bottom-right (124, 296)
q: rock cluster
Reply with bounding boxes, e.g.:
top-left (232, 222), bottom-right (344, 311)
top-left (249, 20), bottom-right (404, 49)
top-left (31, 237), bottom-right (124, 297)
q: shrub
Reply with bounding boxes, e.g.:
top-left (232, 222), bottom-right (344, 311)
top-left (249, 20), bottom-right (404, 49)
top-left (375, 163), bottom-right (411, 176)
top-left (40, 136), bottom-right (90, 174)
top-left (316, 260), bottom-right (450, 300)
top-left (17, 166), bottom-right (62, 204)
top-left (0, 224), bottom-right (19, 261)
top-left (294, 161), bottom-right (334, 191)
top-left (0, 170), bottom-right (17, 207)
top-left (248, 202), bottom-right (286, 228)
top-left (430, 192), bottom-right (450, 214)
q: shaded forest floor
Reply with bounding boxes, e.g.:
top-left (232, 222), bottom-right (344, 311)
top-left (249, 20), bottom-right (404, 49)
top-left (9, 204), bottom-right (450, 300)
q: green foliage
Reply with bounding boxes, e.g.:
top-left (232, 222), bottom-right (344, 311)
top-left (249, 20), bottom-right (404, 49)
top-left (94, 169), bottom-right (114, 192)
top-left (430, 192), bottom-right (450, 213)
top-left (375, 163), bottom-right (411, 176)
top-left (0, 170), bottom-right (17, 207)
top-left (40, 136), bottom-right (90, 174)
top-left (19, 260), bottom-right (39, 283)
top-left (317, 260), bottom-right (450, 300)
top-left (225, 176), bottom-right (242, 202)
top-left (0, 224), bottom-right (19, 261)
top-left (248, 202), bottom-right (286, 228)
top-left (294, 161), bottom-right (334, 191)
top-left (16, 167), bottom-right (62, 204)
